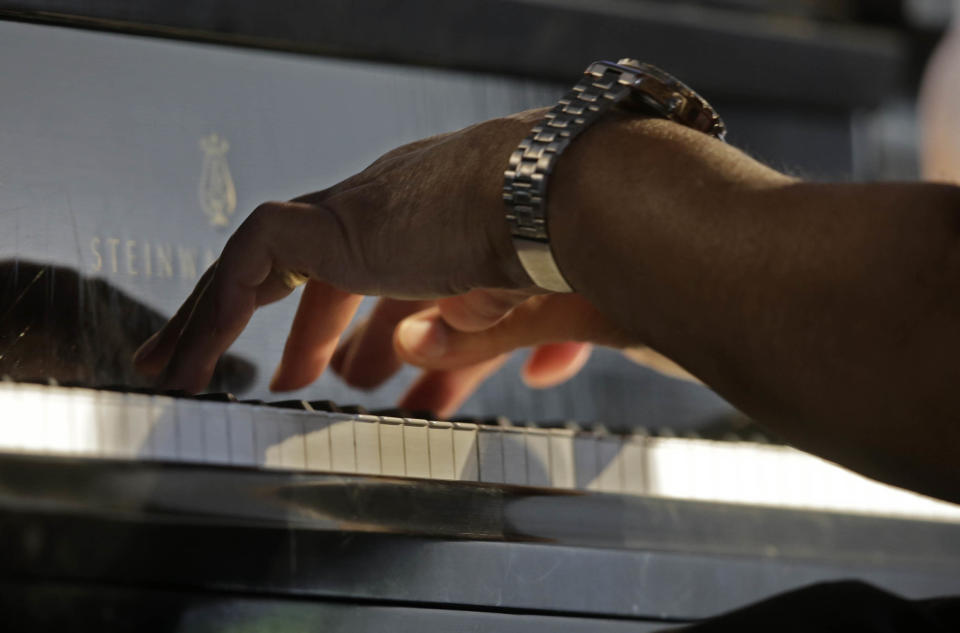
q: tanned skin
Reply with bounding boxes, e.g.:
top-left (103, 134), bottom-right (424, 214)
top-left (134, 110), bottom-right (960, 504)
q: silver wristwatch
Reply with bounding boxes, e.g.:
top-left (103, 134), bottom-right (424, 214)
top-left (503, 59), bottom-right (727, 292)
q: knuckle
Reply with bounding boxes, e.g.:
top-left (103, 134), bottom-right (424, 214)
top-left (247, 201), bottom-right (283, 229)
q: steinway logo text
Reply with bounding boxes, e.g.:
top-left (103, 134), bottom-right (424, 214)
top-left (87, 133), bottom-right (237, 279)
top-left (89, 238), bottom-right (217, 280)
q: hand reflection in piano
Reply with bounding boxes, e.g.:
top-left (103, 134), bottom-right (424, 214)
top-left (0, 260), bottom-right (255, 393)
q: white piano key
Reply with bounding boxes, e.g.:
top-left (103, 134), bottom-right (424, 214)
top-left (353, 415), bottom-right (381, 475)
top-left (252, 405), bottom-right (283, 468)
top-left (403, 418), bottom-right (430, 479)
top-left (226, 403), bottom-right (256, 467)
top-left (788, 446), bottom-right (825, 510)
top-left (195, 401), bottom-right (230, 465)
top-left (622, 433), bottom-right (648, 495)
top-left (43, 387), bottom-right (77, 455)
top-left (646, 437), bottom-right (685, 499)
top-left (329, 415), bottom-right (357, 473)
top-left (755, 445), bottom-right (786, 508)
top-left (524, 427), bottom-right (551, 488)
top-left (0, 383), bottom-right (23, 452)
top-left (70, 387), bottom-right (101, 457)
top-left (379, 417), bottom-right (405, 476)
top-left (548, 428), bottom-right (575, 489)
top-left (17, 384), bottom-right (49, 453)
top-left (174, 399), bottom-right (206, 463)
top-left (0, 383), bottom-right (24, 451)
top-left (695, 440), bottom-right (737, 503)
top-left (501, 426), bottom-right (528, 485)
top-left (303, 413), bottom-right (334, 472)
top-left (125, 393), bottom-right (155, 459)
top-left (573, 432), bottom-right (599, 490)
top-left (592, 435), bottom-right (624, 493)
top-left (452, 422), bottom-right (479, 481)
top-left (427, 420), bottom-right (455, 480)
top-left (98, 390), bottom-right (130, 458)
top-left (149, 395), bottom-right (180, 461)
top-left (477, 425), bottom-right (505, 484)
top-left (276, 410), bottom-right (307, 470)
top-left (773, 446), bottom-right (807, 509)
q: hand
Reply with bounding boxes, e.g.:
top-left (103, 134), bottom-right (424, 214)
top-left (132, 109), bottom-right (668, 412)
top-left (133, 112), bottom-right (538, 391)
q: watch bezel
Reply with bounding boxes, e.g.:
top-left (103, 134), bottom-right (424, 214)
top-left (592, 59), bottom-right (727, 140)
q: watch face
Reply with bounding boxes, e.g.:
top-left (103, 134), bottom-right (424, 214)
top-left (606, 59), bottom-right (726, 140)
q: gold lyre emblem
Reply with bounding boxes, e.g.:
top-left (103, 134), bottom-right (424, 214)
top-left (199, 133), bottom-right (237, 228)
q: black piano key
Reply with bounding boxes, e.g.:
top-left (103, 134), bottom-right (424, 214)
top-left (162, 389), bottom-right (190, 399)
top-left (534, 419), bottom-right (575, 429)
top-left (268, 399), bottom-right (313, 410)
top-left (239, 399), bottom-right (264, 405)
top-left (603, 423), bottom-right (636, 436)
top-left (194, 392), bottom-right (236, 402)
top-left (21, 377), bottom-right (57, 387)
top-left (338, 404), bottom-right (368, 415)
top-left (56, 379), bottom-right (91, 389)
top-left (572, 420), bottom-right (598, 433)
top-left (127, 387), bottom-right (159, 395)
top-left (449, 415), bottom-right (501, 426)
top-left (371, 407), bottom-right (438, 420)
top-left (371, 407), bottom-right (412, 418)
top-left (307, 400), bottom-right (340, 413)
top-left (97, 383), bottom-right (129, 392)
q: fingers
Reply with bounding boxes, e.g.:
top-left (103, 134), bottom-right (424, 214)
top-left (330, 319), bottom-right (365, 375)
top-left (399, 344), bottom-right (590, 419)
top-left (332, 298), bottom-right (433, 389)
top-left (269, 280), bottom-right (364, 392)
top-left (154, 201), bottom-right (352, 393)
top-left (436, 288), bottom-right (529, 332)
top-left (522, 342), bottom-right (593, 388)
top-left (399, 354), bottom-right (510, 419)
top-left (133, 263), bottom-right (217, 376)
top-left (158, 267), bottom-right (262, 393)
top-left (395, 294), bottom-right (627, 370)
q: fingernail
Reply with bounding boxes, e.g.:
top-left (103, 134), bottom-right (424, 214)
top-left (397, 318), bottom-right (446, 358)
top-left (133, 332), bottom-right (160, 364)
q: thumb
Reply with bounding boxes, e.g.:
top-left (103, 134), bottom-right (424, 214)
top-left (394, 293), bottom-right (628, 370)
top-left (435, 288), bottom-right (531, 332)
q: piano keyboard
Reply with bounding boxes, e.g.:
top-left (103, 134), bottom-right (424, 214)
top-left (2, 381), bottom-right (958, 522)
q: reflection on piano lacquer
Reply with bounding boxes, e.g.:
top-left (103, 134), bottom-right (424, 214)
top-left (3, 380), bottom-right (958, 522)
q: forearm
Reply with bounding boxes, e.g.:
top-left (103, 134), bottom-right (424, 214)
top-left (549, 117), bottom-right (960, 502)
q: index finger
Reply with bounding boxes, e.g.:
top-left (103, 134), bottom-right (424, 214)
top-left (159, 210), bottom-right (281, 392)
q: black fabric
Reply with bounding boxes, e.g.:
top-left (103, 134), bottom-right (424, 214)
top-left (674, 581), bottom-right (960, 632)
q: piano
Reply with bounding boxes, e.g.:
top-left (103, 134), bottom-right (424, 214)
top-left (1, 2), bottom-right (958, 631)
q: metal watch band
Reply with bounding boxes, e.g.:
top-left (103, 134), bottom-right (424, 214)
top-left (503, 60), bottom-right (726, 293)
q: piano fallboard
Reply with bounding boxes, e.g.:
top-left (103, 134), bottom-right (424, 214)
top-left (3, 453), bottom-right (960, 624)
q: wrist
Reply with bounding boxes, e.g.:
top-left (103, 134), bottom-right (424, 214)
top-left (547, 116), bottom-right (790, 343)
top-left (477, 111), bottom-right (550, 291)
